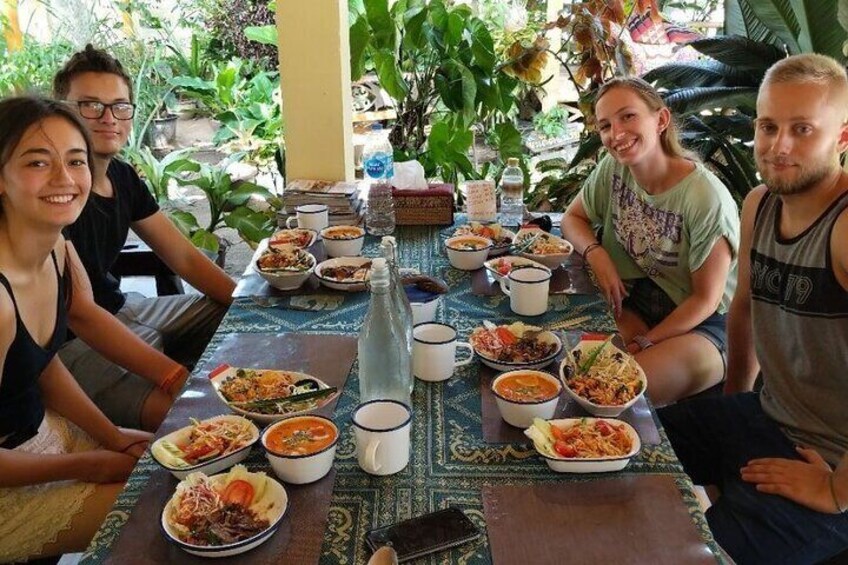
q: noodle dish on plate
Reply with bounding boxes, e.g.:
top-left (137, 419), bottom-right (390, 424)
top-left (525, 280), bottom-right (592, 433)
top-left (524, 417), bottom-right (641, 473)
top-left (559, 336), bottom-right (647, 417)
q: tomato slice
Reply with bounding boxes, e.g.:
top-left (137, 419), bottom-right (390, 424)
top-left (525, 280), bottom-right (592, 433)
top-left (495, 327), bottom-right (517, 346)
top-left (549, 424), bottom-right (564, 441)
top-left (221, 479), bottom-right (255, 507)
top-left (595, 420), bottom-right (613, 437)
top-left (554, 440), bottom-right (577, 458)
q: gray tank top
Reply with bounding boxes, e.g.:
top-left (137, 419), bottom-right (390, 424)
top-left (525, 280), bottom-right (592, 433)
top-left (751, 191), bottom-right (848, 465)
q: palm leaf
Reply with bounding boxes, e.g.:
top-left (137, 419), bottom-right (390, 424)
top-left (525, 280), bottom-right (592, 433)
top-left (686, 36), bottom-right (783, 72)
top-left (725, 0), bottom-right (779, 45)
top-left (795, 0), bottom-right (847, 60)
top-left (741, 0), bottom-right (801, 53)
top-left (644, 60), bottom-right (751, 89)
top-left (663, 87), bottom-right (759, 116)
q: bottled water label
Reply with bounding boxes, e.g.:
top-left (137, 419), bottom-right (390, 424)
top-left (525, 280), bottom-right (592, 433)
top-left (364, 152), bottom-right (394, 180)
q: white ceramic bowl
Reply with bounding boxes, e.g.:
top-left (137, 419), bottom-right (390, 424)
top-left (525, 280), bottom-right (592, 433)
top-left (491, 370), bottom-right (562, 428)
top-left (559, 340), bottom-right (647, 418)
top-left (150, 414), bottom-right (260, 480)
top-left (262, 415), bottom-right (339, 484)
top-left (253, 239), bottom-right (316, 291)
top-left (320, 225), bottom-right (365, 257)
top-left (484, 255), bottom-right (551, 284)
top-left (209, 364), bottom-right (339, 425)
top-left (268, 228), bottom-right (318, 250)
top-left (473, 329), bottom-right (562, 372)
top-left (445, 235), bottom-right (493, 271)
top-left (314, 256), bottom-right (372, 291)
top-left (514, 228), bottom-right (574, 270)
top-left (529, 418), bottom-right (641, 473)
top-left (410, 296), bottom-right (440, 325)
top-left (452, 223), bottom-right (515, 257)
top-left (160, 471), bottom-right (288, 557)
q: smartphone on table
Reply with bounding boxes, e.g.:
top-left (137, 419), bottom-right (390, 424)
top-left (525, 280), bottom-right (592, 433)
top-left (365, 507), bottom-right (481, 563)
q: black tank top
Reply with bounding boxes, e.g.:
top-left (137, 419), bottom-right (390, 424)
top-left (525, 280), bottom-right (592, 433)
top-left (0, 250), bottom-right (67, 448)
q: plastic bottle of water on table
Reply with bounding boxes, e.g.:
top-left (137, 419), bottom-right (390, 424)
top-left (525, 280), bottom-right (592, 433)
top-left (500, 157), bottom-right (525, 227)
top-left (363, 124), bottom-right (396, 236)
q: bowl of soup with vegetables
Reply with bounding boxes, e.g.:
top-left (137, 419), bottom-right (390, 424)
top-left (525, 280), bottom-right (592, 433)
top-left (491, 370), bottom-right (562, 428)
top-left (262, 415), bottom-right (338, 484)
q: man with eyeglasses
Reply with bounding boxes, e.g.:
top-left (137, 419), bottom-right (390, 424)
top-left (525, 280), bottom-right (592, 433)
top-left (53, 45), bottom-right (235, 432)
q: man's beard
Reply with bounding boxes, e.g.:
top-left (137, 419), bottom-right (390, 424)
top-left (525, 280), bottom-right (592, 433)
top-left (756, 155), bottom-right (834, 196)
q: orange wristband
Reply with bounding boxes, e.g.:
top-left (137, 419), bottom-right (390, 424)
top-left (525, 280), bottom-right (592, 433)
top-left (159, 365), bottom-right (189, 394)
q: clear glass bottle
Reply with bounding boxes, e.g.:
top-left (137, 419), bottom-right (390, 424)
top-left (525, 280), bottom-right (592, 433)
top-left (381, 237), bottom-right (414, 397)
top-left (500, 157), bottom-right (525, 227)
top-left (364, 124), bottom-right (396, 236)
top-left (357, 258), bottom-right (412, 404)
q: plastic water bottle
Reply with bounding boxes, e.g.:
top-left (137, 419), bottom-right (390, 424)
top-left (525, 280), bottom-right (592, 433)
top-left (500, 157), bottom-right (525, 227)
top-left (364, 124), bottom-right (396, 236)
top-left (358, 258), bottom-right (412, 404)
top-left (381, 236), bottom-right (414, 396)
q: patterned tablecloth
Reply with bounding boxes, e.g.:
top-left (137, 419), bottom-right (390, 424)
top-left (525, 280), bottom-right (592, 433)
top-left (81, 219), bottom-right (723, 564)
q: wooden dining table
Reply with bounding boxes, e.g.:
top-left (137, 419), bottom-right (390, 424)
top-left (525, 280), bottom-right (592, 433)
top-left (80, 217), bottom-right (725, 564)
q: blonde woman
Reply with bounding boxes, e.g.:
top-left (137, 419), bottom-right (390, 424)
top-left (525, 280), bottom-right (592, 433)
top-left (561, 77), bottom-right (739, 406)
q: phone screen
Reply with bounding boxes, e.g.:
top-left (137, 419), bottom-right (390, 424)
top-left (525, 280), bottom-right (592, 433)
top-left (365, 507), bottom-right (480, 562)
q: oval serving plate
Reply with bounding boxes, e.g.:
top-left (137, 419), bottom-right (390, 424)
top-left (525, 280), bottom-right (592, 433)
top-left (209, 364), bottom-right (339, 425)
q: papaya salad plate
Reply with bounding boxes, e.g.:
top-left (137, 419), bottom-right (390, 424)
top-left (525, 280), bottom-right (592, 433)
top-left (160, 465), bottom-right (288, 557)
top-left (150, 414), bottom-right (260, 479)
top-left (209, 364), bottom-right (339, 424)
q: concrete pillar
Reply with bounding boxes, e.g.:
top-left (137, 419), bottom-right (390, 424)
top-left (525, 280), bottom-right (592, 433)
top-left (277, 0), bottom-right (354, 181)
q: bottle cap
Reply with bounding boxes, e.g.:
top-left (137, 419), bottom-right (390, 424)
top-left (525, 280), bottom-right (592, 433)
top-left (507, 157), bottom-right (520, 167)
top-left (371, 123), bottom-right (383, 131)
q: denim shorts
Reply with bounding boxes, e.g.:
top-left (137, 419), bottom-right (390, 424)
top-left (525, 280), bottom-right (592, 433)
top-left (623, 277), bottom-right (728, 360)
top-left (659, 393), bottom-right (848, 564)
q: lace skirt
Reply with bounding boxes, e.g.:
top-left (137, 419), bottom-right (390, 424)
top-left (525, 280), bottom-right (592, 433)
top-left (0, 410), bottom-right (98, 563)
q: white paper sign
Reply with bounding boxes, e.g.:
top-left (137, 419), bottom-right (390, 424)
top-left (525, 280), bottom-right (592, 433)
top-left (464, 180), bottom-right (497, 223)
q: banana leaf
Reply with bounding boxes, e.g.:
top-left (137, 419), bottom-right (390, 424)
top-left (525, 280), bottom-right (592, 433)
top-left (686, 36), bottom-right (783, 72)
top-left (663, 86), bottom-right (759, 116)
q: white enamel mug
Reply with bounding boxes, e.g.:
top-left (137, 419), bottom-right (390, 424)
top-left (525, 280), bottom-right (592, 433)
top-left (412, 323), bottom-right (474, 382)
top-left (499, 266), bottom-right (551, 316)
top-left (286, 204), bottom-right (329, 235)
top-left (352, 400), bottom-right (411, 476)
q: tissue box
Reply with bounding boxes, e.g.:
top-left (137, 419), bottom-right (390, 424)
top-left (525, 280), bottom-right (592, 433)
top-left (392, 184), bottom-right (454, 226)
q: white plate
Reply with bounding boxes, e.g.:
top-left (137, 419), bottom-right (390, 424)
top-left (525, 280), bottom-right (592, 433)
top-left (559, 340), bottom-right (647, 418)
top-left (161, 471), bottom-right (288, 557)
top-left (209, 364), bottom-right (338, 424)
top-left (472, 329), bottom-right (562, 372)
top-left (484, 255), bottom-right (551, 284)
top-left (151, 414), bottom-right (260, 480)
top-left (252, 239), bottom-right (316, 291)
top-left (268, 228), bottom-right (318, 250)
top-left (514, 227), bottom-right (573, 270)
top-left (314, 256), bottom-right (373, 291)
top-left (530, 417), bottom-right (641, 473)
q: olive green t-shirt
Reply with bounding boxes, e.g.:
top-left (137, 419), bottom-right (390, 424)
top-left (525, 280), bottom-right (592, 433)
top-left (580, 155), bottom-right (740, 313)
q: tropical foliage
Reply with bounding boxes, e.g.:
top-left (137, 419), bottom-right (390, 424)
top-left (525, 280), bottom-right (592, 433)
top-left (349, 0), bottom-right (525, 186)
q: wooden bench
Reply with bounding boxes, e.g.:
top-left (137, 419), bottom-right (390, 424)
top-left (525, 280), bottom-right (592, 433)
top-left (112, 241), bottom-right (184, 296)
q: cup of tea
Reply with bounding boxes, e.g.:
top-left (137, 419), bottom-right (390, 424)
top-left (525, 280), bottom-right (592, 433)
top-left (286, 204), bottom-right (329, 235)
top-left (352, 400), bottom-right (411, 476)
top-left (499, 266), bottom-right (551, 316)
top-left (412, 323), bottom-right (474, 382)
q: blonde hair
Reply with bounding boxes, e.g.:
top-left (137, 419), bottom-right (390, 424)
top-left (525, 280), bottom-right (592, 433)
top-left (762, 54), bottom-right (848, 121)
top-left (595, 77), bottom-right (698, 162)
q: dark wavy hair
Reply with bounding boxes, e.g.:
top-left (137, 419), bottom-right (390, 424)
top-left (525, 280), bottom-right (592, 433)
top-left (0, 96), bottom-right (94, 177)
top-left (53, 44), bottom-right (133, 102)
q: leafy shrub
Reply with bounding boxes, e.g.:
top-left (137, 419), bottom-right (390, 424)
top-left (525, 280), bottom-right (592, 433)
top-left (203, 0), bottom-right (277, 69)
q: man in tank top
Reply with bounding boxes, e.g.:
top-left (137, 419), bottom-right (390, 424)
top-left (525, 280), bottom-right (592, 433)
top-left (658, 53), bottom-right (848, 564)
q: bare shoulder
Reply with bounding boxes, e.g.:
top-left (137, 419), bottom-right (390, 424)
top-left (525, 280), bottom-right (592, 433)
top-left (831, 197), bottom-right (848, 288)
top-left (0, 279), bottom-right (16, 352)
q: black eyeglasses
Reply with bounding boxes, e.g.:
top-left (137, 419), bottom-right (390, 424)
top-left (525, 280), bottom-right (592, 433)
top-left (68, 100), bottom-right (135, 120)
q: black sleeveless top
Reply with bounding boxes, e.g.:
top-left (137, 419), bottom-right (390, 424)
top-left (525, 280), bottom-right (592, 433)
top-left (0, 251), bottom-right (67, 448)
